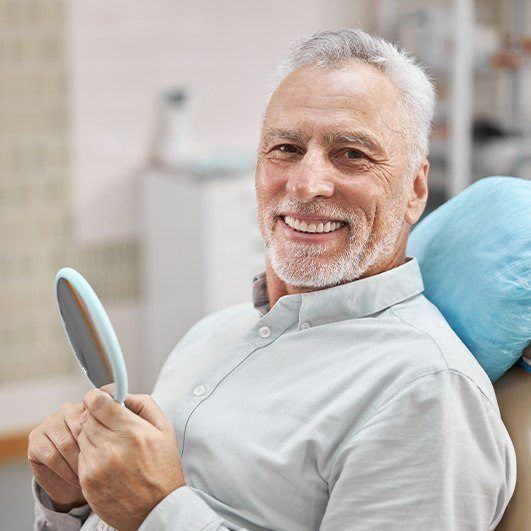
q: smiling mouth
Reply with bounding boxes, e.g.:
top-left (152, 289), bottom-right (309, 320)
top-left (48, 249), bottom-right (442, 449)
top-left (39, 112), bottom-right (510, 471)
top-left (281, 215), bottom-right (346, 234)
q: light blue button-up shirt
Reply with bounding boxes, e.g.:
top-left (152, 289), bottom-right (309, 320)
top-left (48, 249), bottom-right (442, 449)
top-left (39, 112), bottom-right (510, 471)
top-left (34, 257), bottom-right (516, 530)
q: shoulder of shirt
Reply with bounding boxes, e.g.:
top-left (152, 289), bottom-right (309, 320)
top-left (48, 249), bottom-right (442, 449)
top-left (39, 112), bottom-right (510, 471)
top-left (386, 293), bottom-right (499, 411)
top-left (174, 302), bottom-right (258, 350)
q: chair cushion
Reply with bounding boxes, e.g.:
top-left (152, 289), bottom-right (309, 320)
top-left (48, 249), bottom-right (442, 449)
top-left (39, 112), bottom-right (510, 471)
top-left (407, 176), bottom-right (531, 382)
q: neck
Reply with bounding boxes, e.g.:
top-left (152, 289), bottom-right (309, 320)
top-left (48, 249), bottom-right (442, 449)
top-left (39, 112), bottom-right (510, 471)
top-left (265, 237), bottom-right (408, 309)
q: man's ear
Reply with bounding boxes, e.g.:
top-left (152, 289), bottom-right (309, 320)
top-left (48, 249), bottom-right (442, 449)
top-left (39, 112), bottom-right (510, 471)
top-left (404, 160), bottom-right (429, 225)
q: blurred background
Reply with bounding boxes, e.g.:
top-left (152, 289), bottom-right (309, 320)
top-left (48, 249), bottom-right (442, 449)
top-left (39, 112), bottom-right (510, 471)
top-left (1, 0), bottom-right (530, 528)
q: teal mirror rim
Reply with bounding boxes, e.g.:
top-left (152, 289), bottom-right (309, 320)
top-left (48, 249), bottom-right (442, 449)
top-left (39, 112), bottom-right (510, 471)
top-left (55, 267), bottom-right (128, 404)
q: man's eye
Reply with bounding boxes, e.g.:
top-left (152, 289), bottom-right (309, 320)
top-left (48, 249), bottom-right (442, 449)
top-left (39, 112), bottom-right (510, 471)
top-left (276, 144), bottom-right (298, 154)
top-left (345, 149), bottom-right (363, 159)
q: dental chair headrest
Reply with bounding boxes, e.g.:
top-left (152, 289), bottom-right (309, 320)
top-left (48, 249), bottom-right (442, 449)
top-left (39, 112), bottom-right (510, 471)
top-left (407, 176), bottom-right (531, 382)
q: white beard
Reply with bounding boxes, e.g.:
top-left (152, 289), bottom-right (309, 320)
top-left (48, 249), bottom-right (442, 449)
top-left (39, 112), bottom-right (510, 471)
top-left (258, 197), bottom-right (405, 289)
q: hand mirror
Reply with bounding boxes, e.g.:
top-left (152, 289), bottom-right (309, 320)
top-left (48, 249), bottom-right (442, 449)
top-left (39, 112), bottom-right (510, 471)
top-left (55, 267), bottom-right (128, 404)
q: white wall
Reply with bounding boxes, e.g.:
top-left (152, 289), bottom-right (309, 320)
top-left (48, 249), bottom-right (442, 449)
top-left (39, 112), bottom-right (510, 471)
top-left (68, 0), bottom-right (372, 243)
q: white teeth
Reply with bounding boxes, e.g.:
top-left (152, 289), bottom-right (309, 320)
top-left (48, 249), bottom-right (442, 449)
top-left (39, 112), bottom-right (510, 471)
top-left (284, 216), bottom-right (343, 234)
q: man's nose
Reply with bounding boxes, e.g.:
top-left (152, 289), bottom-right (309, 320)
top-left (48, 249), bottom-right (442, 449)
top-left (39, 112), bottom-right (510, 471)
top-left (285, 150), bottom-right (334, 202)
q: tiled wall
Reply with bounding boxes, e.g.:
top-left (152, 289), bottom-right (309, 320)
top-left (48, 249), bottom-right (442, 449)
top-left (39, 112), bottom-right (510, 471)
top-left (0, 0), bottom-right (139, 384)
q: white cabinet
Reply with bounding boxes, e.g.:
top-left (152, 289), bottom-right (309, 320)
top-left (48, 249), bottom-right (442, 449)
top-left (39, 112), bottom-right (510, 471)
top-left (139, 167), bottom-right (263, 389)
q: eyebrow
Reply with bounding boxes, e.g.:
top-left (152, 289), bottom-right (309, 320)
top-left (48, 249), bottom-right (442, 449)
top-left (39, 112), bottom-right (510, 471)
top-left (261, 127), bottom-right (385, 156)
top-left (261, 127), bottom-right (306, 145)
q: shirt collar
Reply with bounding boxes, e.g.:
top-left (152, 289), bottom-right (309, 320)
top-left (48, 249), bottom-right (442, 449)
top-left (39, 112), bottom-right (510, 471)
top-left (252, 256), bottom-right (424, 326)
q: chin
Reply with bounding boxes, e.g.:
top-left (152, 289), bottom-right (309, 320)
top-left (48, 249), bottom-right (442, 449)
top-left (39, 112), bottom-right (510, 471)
top-left (267, 246), bottom-right (364, 289)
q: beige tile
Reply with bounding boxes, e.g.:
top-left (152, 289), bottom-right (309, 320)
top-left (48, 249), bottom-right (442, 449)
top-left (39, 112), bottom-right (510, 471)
top-left (0, 0), bottom-right (139, 385)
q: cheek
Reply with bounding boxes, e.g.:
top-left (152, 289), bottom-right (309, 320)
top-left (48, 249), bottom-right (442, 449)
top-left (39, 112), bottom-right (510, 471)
top-left (255, 161), bottom-right (289, 205)
top-left (338, 180), bottom-right (380, 223)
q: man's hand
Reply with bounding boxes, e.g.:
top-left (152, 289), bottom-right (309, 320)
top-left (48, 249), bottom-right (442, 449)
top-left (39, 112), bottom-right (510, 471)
top-left (28, 402), bottom-right (87, 512)
top-left (76, 389), bottom-right (186, 531)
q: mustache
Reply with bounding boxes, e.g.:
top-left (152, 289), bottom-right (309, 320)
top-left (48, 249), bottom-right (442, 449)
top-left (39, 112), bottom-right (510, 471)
top-left (270, 198), bottom-right (355, 222)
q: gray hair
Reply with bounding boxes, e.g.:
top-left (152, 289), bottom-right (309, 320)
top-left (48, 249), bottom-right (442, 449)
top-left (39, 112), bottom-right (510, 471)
top-left (270, 28), bottom-right (437, 176)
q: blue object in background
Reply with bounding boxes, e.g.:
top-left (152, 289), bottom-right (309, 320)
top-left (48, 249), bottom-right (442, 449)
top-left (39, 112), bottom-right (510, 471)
top-left (407, 176), bottom-right (531, 382)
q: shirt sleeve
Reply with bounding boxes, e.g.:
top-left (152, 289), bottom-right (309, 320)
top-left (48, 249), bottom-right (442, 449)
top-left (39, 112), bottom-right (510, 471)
top-left (139, 486), bottom-right (249, 530)
top-left (32, 478), bottom-right (92, 530)
top-left (319, 369), bottom-right (517, 531)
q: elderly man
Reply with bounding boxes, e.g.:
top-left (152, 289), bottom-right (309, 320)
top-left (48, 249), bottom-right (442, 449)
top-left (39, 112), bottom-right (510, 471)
top-left (29, 29), bottom-right (515, 530)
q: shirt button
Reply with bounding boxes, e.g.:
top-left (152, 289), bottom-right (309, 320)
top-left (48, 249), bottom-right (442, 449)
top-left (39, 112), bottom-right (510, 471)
top-left (258, 325), bottom-right (271, 338)
top-left (193, 385), bottom-right (207, 396)
top-left (301, 321), bottom-right (311, 330)
top-left (97, 521), bottom-right (109, 531)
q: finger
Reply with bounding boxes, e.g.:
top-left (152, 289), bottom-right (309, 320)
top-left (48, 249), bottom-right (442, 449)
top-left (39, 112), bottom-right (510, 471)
top-left (83, 388), bottom-right (127, 429)
top-left (64, 410), bottom-right (84, 443)
top-left (45, 420), bottom-right (81, 476)
top-left (124, 393), bottom-right (169, 432)
top-left (77, 429), bottom-right (96, 453)
top-left (36, 464), bottom-right (84, 499)
top-left (77, 450), bottom-right (92, 495)
top-left (79, 412), bottom-right (111, 446)
top-left (99, 382), bottom-right (116, 397)
top-left (28, 431), bottom-right (80, 488)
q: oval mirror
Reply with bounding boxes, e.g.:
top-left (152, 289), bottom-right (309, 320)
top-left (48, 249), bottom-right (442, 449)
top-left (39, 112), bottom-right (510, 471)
top-left (55, 267), bottom-right (128, 404)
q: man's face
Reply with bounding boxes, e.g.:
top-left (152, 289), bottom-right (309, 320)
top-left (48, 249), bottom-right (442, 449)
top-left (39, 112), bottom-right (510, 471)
top-left (255, 61), bottom-right (419, 288)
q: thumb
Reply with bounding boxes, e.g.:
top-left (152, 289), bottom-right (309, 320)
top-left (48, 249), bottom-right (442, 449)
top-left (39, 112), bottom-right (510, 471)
top-left (124, 393), bottom-right (170, 432)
